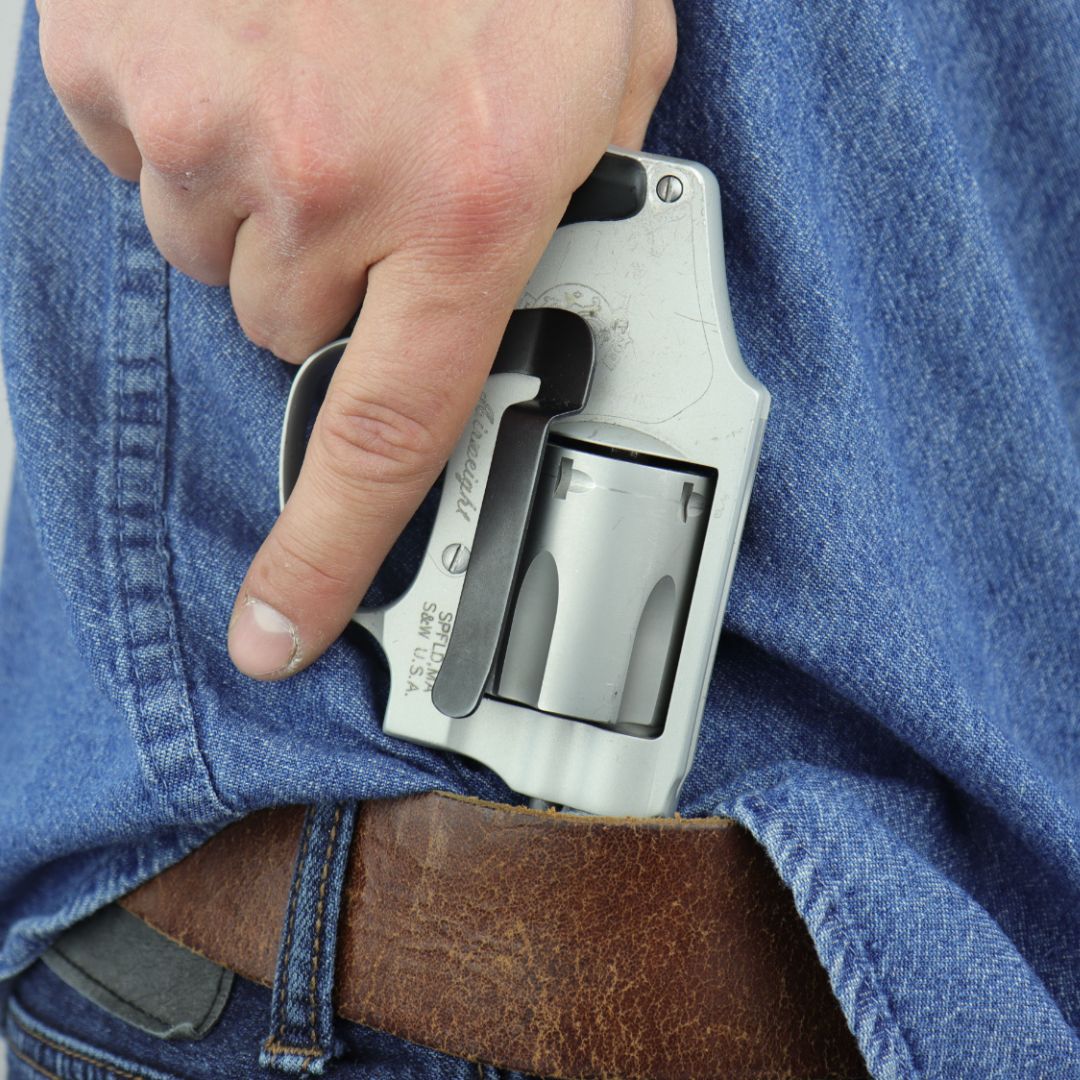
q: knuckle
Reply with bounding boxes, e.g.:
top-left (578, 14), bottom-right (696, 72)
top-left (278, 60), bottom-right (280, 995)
top-left (129, 94), bottom-right (217, 181)
top-left (232, 281), bottom-right (344, 363)
top-left (447, 141), bottom-right (535, 226)
top-left (39, 20), bottom-right (99, 109)
top-left (414, 160), bottom-right (535, 265)
top-left (263, 104), bottom-right (354, 228)
top-left (317, 387), bottom-right (440, 490)
top-left (407, 108), bottom-right (540, 260)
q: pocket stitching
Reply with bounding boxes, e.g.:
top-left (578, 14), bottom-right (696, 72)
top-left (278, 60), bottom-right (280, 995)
top-left (12, 1011), bottom-right (146, 1079)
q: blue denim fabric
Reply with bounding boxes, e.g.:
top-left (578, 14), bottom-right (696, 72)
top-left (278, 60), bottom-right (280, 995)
top-left (7, 959), bottom-right (515, 1079)
top-left (1, 0), bottom-right (1079, 1078)
top-left (260, 803), bottom-right (358, 1075)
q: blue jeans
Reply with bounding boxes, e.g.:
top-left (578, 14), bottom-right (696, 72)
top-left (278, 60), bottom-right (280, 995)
top-left (2, 0), bottom-right (1079, 1077)
top-left (7, 961), bottom-right (518, 1080)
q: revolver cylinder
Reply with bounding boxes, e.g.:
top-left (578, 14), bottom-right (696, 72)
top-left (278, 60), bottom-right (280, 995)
top-left (494, 435), bottom-right (713, 737)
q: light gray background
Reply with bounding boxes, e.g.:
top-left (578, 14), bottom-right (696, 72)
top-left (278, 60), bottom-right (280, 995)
top-left (0, 3), bottom-right (19, 551)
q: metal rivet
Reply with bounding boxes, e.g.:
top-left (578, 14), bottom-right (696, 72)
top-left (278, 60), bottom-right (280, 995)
top-left (656, 174), bottom-right (683, 203)
top-left (442, 543), bottom-right (471, 574)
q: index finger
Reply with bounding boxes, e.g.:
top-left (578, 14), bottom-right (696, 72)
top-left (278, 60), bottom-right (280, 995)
top-left (227, 233), bottom-right (554, 679)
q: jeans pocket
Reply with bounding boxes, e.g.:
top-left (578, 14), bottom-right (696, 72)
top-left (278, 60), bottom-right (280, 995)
top-left (5, 991), bottom-right (184, 1080)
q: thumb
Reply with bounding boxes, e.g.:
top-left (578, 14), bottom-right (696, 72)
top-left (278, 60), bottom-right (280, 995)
top-left (227, 247), bottom-right (541, 679)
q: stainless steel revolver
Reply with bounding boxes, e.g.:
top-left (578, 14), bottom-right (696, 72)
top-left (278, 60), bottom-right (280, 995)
top-left (280, 150), bottom-right (769, 817)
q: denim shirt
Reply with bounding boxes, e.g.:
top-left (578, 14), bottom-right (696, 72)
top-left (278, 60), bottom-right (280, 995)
top-left (2, 2), bottom-right (1079, 1078)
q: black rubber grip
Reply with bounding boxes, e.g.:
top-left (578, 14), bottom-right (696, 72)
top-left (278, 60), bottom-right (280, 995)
top-left (559, 151), bottom-right (647, 227)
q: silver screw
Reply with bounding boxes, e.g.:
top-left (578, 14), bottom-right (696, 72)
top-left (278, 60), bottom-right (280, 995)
top-left (442, 543), bottom-right (471, 574)
top-left (656, 174), bottom-right (683, 203)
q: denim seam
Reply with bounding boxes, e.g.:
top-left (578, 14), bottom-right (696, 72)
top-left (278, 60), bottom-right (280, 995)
top-left (262, 809), bottom-right (341, 1066)
top-left (9, 1045), bottom-right (60, 1080)
top-left (158, 259), bottom-right (232, 818)
top-left (109, 178), bottom-right (228, 823)
top-left (735, 789), bottom-right (922, 1080)
top-left (7, 998), bottom-right (179, 1080)
top-left (305, 804), bottom-right (344, 1048)
top-left (260, 803), bottom-right (357, 1075)
top-left (260, 1041), bottom-right (324, 1060)
top-left (11, 1009), bottom-right (146, 1080)
top-left (265, 811), bottom-right (318, 1059)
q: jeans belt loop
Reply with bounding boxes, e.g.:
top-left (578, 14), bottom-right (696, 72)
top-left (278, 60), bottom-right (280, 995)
top-left (259, 802), bottom-right (358, 1076)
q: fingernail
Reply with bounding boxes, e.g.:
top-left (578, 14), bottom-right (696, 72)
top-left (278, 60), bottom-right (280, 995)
top-left (229, 597), bottom-right (300, 678)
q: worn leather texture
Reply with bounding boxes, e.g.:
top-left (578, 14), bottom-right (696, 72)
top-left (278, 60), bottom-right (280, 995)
top-left (120, 793), bottom-right (868, 1080)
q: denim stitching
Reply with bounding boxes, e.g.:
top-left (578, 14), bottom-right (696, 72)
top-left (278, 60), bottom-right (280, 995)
top-left (156, 261), bottom-right (231, 818)
top-left (10, 1046), bottom-right (61, 1080)
top-left (306, 805), bottom-right (344, 1047)
top-left (260, 804), bottom-right (358, 1073)
top-left (260, 806), bottom-right (344, 1066)
top-left (108, 179), bottom-right (229, 822)
top-left (110, 178), bottom-right (165, 806)
top-left (11, 1010), bottom-right (148, 1080)
top-left (737, 789), bottom-right (921, 1080)
top-left (260, 1041), bottom-right (323, 1059)
top-left (265, 810), bottom-right (318, 1058)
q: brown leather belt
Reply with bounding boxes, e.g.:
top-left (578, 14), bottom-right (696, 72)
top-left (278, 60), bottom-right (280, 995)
top-left (120, 792), bottom-right (866, 1080)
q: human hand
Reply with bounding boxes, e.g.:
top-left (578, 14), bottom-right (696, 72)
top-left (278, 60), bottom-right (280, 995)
top-left (38, 0), bottom-right (676, 679)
